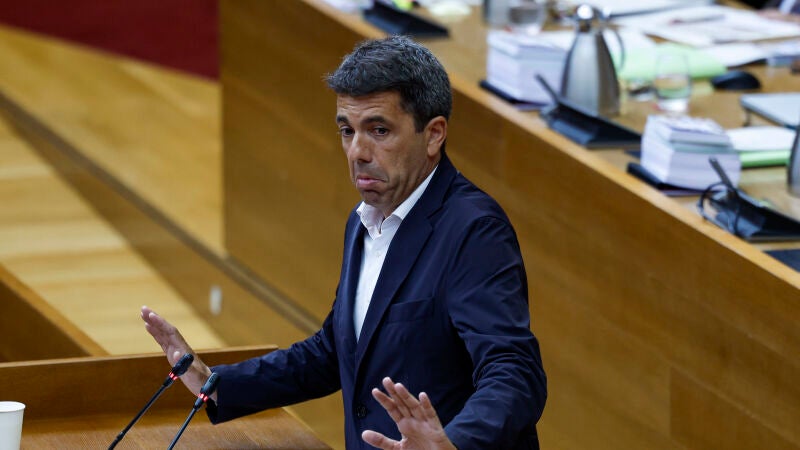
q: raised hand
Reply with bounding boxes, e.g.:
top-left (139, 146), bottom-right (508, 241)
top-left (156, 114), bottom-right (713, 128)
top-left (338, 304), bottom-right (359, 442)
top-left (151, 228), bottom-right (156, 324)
top-left (140, 305), bottom-right (213, 399)
top-left (362, 377), bottom-right (456, 450)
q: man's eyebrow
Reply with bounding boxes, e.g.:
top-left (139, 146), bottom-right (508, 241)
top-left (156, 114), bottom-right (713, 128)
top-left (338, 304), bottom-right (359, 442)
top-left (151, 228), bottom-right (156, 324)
top-left (362, 115), bottom-right (388, 125)
top-left (335, 115), bottom-right (390, 125)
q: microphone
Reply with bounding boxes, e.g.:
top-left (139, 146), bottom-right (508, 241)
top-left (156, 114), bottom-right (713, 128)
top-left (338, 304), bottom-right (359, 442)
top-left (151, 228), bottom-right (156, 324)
top-left (167, 372), bottom-right (220, 450)
top-left (108, 353), bottom-right (194, 449)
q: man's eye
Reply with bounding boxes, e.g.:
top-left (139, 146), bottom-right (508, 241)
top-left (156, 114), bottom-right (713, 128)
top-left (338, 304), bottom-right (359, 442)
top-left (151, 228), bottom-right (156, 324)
top-left (339, 127), bottom-right (354, 137)
top-left (373, 127), bottom-right (388, 136)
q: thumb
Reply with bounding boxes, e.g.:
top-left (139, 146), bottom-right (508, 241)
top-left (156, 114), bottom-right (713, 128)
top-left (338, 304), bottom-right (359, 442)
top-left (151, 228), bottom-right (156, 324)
top-left (362, 430), bottom-right (394, 449)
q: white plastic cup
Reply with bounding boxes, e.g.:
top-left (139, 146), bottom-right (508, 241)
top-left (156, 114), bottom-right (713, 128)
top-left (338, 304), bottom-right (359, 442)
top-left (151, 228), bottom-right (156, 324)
top-left (0, 401), bottom-right (25, 450)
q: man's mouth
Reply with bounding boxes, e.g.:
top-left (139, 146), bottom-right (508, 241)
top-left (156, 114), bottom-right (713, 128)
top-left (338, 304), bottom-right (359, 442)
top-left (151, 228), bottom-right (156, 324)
top-left (356, 175), bottom-right (382, 190)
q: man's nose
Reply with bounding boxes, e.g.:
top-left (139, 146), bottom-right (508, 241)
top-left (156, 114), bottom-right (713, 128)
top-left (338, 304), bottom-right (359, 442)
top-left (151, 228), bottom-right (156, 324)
top-left (348, 132), bottom-right (371, 163)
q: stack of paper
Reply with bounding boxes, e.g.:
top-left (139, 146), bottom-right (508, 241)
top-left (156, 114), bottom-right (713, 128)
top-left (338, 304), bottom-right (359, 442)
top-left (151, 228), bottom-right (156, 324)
top-left (727, 126), bottom-right (797, 168)
top-left (641, 115), bottom-right (740, 190)
top-left (485, 30), bottom-right (568, 104)
top-left (486, 28), bottom-right (654, 104)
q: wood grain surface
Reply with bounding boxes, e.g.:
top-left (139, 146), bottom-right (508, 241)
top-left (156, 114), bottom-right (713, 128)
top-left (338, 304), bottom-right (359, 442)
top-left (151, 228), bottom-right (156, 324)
top-left (0, 348), bottom-right (330, 449)
top-left (220, 1), bottom-right (800, 448)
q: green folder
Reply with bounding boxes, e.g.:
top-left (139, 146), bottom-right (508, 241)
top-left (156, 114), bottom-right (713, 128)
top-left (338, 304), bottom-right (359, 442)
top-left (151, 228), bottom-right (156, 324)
top-left (739, 150), bottom-right (790, 168)
top-left (617, 43), bottom-right (727, 82)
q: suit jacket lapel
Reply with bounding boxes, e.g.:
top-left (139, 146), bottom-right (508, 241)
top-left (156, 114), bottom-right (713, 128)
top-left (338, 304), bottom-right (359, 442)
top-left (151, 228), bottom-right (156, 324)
top-left (338, 213), bottom-right (364, 361)
top-left (354, 153), bottom-right (458, 373)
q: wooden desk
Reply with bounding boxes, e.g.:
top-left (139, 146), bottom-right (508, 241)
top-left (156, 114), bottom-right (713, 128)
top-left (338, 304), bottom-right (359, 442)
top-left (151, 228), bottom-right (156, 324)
top-left (0, 347), bottom-right (330, 449)
top-left (0, 263), bottom-right (105, 361)
top-left (220, 1), bottom-right (800, 448)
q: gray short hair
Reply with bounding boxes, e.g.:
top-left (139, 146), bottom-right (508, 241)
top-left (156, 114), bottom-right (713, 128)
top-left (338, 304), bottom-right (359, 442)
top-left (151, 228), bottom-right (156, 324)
top-left (326, 35), bottom-right (452, 132)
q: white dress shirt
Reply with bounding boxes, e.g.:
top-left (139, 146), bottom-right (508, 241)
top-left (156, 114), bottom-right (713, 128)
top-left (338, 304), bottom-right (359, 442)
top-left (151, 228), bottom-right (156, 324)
top-left (353, 167), bottom-right (437, 340)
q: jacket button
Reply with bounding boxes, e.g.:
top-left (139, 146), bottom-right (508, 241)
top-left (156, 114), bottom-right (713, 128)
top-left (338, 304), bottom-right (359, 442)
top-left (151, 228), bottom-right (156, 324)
top-left (355, 404), bottom-right (367, 418)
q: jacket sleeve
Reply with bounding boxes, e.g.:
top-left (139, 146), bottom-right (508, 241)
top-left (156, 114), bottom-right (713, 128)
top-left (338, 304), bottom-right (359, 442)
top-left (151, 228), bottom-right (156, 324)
top-left (206, 307), bottom-right (341, 424)
top-left (442, 216), bottom-right (547, 449)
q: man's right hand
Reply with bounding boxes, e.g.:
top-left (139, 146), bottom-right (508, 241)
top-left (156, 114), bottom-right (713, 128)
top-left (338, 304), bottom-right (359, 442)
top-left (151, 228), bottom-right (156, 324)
top-left (140, 305), bottom-right (216, 401)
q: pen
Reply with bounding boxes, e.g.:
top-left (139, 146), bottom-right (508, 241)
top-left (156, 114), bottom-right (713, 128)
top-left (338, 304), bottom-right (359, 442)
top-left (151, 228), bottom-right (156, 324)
top-left (669, 14), bottom-right (725, 25)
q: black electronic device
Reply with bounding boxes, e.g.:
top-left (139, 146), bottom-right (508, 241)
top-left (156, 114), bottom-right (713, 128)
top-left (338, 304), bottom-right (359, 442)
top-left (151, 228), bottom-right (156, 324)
top-left (698, 157), bottom-right (800, 241)
top-left (711, 70), bottom-right (761, 91)
top-left (534, 74), bottom-right (641, 148)
top-left (363, 0), bottom-right (449, 38)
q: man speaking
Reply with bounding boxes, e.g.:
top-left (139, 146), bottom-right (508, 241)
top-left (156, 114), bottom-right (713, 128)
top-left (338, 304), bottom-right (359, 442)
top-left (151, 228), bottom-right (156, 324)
top-left (142, 35), bottom-right (547, 449)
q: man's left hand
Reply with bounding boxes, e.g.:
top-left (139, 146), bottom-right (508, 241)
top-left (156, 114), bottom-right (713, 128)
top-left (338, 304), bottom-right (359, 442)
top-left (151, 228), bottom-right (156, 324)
top-left (362, 377), bottom-right (457, 450)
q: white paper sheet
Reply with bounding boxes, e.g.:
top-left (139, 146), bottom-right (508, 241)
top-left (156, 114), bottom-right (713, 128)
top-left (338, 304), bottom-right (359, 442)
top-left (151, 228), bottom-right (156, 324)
top-left (614, 5), bottom-right (800, 47)
top-left (727, 126), bottom-right (797, 152)
top-left (564, 0), bottom-right (710, 17)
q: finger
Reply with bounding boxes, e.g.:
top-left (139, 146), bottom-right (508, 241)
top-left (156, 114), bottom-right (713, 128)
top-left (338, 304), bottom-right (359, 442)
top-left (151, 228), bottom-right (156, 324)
top-left (381, 377), bottom-right (396, 395)
top-left (383, 380), bottom-right (413, 418)
top-left (141, 308), bottom-right (192, 361)
top-left (146, 310), bottom-right (184, 344)
top-left (362, 430), bottom-right (399, 450)
top-left (391, 382), bottom-right (426, 421)
top-left (142, 308), bottom-right (170, 330)
top-left (418, 392), bottom-right (442, 425)
top-left (372, 388), bottom-right (403, 423)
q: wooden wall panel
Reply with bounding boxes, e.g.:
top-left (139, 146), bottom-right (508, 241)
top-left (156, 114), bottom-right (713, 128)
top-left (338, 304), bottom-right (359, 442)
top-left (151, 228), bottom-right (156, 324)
top-left (221, 0), bottom-right (369, 321)
top-left (448, 88), bottom-right (800, 447)
top-left (221, 1), bottom-right (800, 448)
top-left (223, 84), bottom-right (351, 317)
top-left (671, 370), bottom-right (797, 450)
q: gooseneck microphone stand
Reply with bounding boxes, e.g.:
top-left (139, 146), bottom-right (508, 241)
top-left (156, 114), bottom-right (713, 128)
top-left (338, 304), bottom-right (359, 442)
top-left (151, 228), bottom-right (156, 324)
top-left (107, 353), bottom-right (194, 449)
top-left (167, 372), bottom-right (220, 450)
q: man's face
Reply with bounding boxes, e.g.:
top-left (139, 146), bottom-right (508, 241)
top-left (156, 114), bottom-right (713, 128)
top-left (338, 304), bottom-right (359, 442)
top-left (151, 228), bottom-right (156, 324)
top-left (336, 91), bottom-right (445, 217)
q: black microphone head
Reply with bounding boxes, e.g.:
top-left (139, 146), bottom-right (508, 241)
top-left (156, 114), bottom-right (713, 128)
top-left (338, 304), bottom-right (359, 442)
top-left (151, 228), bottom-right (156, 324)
top-left (172, 353), bottom-right (195, 377)
top-left (193, 373), bottom-right (220, 410)
top-left (200, 372), bottom-right (220, 396)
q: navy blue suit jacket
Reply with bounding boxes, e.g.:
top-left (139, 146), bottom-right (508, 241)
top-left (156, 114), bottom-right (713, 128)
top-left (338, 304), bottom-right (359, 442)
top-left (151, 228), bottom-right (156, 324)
top-left (208, 153), bottom-right (547, 449)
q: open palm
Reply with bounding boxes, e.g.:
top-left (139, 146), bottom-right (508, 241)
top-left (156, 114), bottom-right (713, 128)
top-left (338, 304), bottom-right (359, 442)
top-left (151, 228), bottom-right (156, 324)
top-left (362, 377), bottom-right (457, 450)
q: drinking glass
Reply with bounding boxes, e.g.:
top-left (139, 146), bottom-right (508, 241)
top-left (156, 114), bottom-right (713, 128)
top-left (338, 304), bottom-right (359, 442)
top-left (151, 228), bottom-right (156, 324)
top-left (653, 53), bottom-right (691, 114)
top-left (508, 0), bottom-right (548, 35)
top-left (483, 0), bottom-right (511, 27)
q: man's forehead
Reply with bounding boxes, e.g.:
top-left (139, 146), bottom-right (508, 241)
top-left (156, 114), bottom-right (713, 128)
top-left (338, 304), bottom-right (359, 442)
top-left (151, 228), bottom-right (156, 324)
top-left (337, 91), bottom-right (402, 106)
top-left (335, 91), bottom-right (406, 119)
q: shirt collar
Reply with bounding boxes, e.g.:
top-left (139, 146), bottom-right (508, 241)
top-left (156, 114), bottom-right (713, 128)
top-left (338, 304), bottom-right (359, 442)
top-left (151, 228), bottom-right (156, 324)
top-left (356, 166), bottom-right (437, 235)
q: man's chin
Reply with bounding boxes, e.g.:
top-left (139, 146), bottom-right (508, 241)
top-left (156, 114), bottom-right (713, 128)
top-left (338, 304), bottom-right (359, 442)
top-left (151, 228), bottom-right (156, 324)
top-left (359, 191), bottom-right (386, 208)
top-left (358, 188), bottom-right (377, 199)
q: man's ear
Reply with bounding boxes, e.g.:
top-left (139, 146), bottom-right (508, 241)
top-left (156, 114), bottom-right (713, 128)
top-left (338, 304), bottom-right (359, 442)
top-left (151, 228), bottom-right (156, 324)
top-left (425, 116), bottom-right (447, 157)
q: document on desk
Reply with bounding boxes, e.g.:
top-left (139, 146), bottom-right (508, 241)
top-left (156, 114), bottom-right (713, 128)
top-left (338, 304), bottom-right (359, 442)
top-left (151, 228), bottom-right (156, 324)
top-left (703, 39), bottom-right (800, 67)
top-left (564, 0), bottom-right (710, 17)
top-left (613, 5), bottom-right (800, 47)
